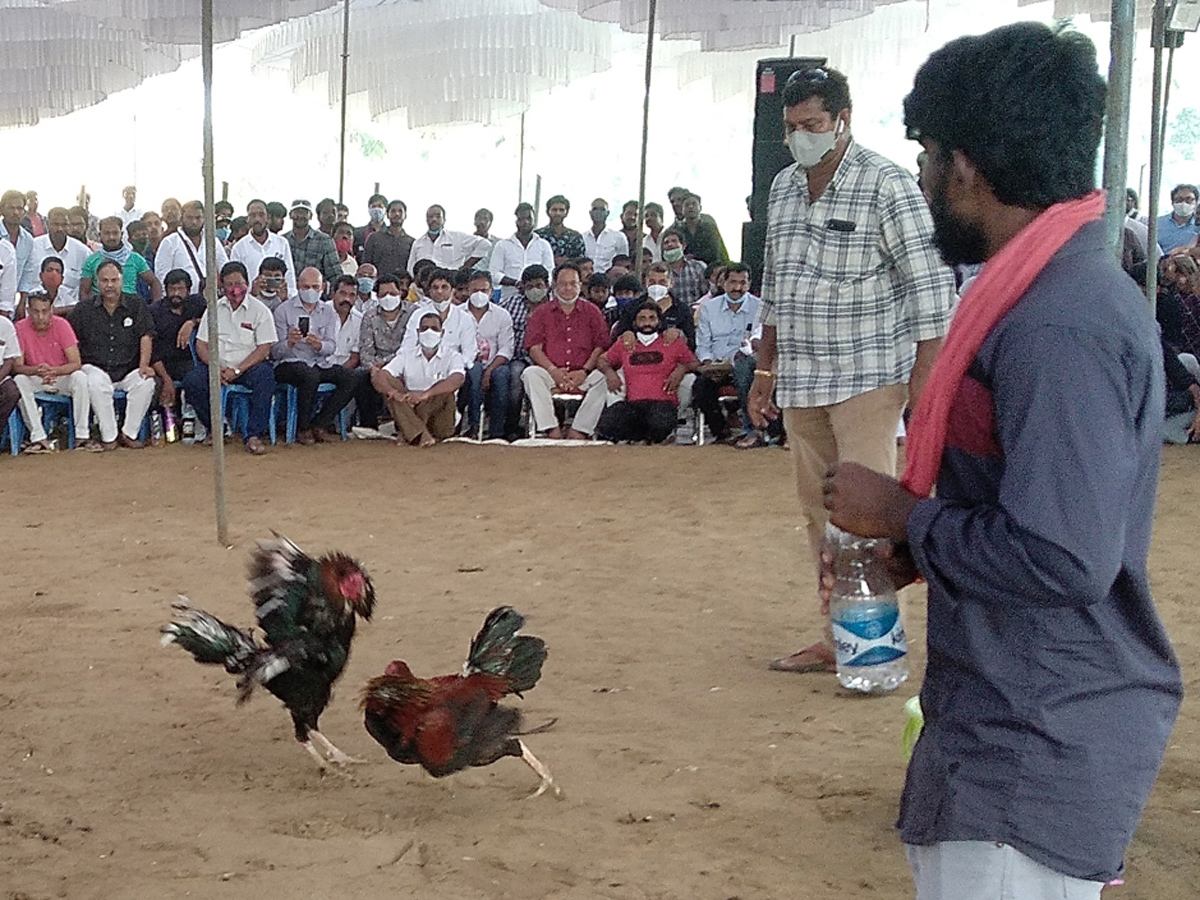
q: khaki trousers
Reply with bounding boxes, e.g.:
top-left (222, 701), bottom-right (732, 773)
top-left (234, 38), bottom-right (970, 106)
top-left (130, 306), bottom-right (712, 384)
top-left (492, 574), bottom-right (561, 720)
top-left (783, 383), bottom-right (908, 573)
top-left (387, 391), bottom-right (456, 443)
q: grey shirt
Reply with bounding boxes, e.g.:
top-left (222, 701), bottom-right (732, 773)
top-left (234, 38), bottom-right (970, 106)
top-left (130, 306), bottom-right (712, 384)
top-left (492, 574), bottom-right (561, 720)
top-left (271, 296), bottom-right (339, 368)
top-left (899, 222), bottom-right (1182, 881)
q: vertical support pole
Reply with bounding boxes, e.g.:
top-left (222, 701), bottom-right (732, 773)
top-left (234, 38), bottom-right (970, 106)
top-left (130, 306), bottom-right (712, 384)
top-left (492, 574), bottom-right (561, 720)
top-left (518, 113), bottom-right (526, 204)
top-left (635, 0), bottom-right (658, 283)
top-left (1102, 0), bottom-right (1136, 256)
top-left (533, 175), bottom-right (542, 229)
top-left (338, 0), bottom-right (351, 205)
top-left (1147, 0), bottom-right (1167, 310)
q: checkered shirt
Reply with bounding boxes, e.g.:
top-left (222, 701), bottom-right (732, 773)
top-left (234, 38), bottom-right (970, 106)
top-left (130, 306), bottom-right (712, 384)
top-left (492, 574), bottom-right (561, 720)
top-left (497, 291), bottom-right (532, 362)
top-left (758, 140), bottom-right (955, 408)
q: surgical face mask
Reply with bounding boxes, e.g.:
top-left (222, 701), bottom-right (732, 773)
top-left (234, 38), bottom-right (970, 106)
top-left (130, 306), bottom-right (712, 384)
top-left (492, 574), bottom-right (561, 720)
top-left (227, 285), bottom-right (247, 303)
top-left (787, 121), bottom-right (843, 169)
top-left (662, 247), bottom-right (684, 264)
top-left (556, 291), bottom-right (578, 307)
top-left (378, 292), bottom-right (402, 312)
top-left (418, 328), bottom-right (442, 350)
top-left (216, 226), bottom-right (231, 242)
top-left (468, 290), bottom-right (490, 309)
top-left (335, 238), bottom-right (352, 255)
top-left (636, 331), bottom-right (658, 346)
top-left (369, 207), bottom-right (386, 224)
top-left (299, 288), bottom-right (321, 306)
top-left (590, 208), bottom-right (608, 225)
top-left (428, 226), bottom-right (443, 237)
top-left (357, 277), bottom-right (375, 295)
top-left (433, 298), bottom-right (451, 314)
top-left (524, 287), bottom-right (548, 304)
top-left (1174, 201), bottom-right (1197, 220)
top-left (646, 284), bottom-right (669, 302)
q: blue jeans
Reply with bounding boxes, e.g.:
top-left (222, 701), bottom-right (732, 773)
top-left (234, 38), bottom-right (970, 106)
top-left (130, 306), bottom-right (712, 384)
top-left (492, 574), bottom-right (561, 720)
top-left (181, 362), bottom-right (275, 442)
top-left (465, 361), bottom-right (511, 439)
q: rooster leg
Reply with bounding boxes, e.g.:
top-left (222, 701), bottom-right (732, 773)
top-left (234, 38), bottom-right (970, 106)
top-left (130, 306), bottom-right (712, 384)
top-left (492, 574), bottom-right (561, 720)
top-left (519, 740), bottom-right (563, 799)
top-left (301, 739), bottom-right (333, 773)
top-left (309, 729), bottom-right (365, 765)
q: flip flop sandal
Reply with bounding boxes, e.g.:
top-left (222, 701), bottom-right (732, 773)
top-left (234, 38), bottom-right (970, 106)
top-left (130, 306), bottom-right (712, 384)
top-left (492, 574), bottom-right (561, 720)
top-left (23, 442), bottom-right (53, 454)
top-left (769, 642), bottom-right (837, 673)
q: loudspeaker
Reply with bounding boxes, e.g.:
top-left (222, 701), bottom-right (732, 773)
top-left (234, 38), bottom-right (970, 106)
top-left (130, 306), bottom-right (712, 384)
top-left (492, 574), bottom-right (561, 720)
top-left (742, 56), bottom-right (826, 292)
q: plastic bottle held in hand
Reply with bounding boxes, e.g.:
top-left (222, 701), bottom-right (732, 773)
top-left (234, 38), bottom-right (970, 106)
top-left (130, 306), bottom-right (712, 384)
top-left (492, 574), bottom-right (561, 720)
top-left (825, 523), bottom-right (909, 694)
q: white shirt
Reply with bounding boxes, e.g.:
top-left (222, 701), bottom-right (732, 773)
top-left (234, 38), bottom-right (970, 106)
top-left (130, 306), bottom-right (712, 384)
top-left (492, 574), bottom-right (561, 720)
top-left (467, 303), bottom-right (515, 366)
top-left (31, 234), bottom-right (90, 308)
top-left (196, 295), bottom-right (276, 368)
top-left (383, 343), bottom-right (466, 392)
top-left (340, 255), bottom-right (358, 276)
top-left (400, 300), bottom-right (477, 361)
top-left (354, 291), bottom-right (377, 315)
top-left (406, 230), bottom-right (491, 275)
top-left (116, 207), bottom-right (143, 230)
top-left (0, 314), bottom-right (19, 359)
top-left (583, 228), bottom-right (629, 273)
top-left (155, 230), bottom-right (229, 287)
top-left (331, 306), bottom-right (363, 366)
top-left (489, 233), bottom-right (555, 300)
top-left (230, 231), bottom-right (298, 298)
top-left (644, 230), bottom-right (663, 262)
top-left (0, 238), bottom-right (19, 314)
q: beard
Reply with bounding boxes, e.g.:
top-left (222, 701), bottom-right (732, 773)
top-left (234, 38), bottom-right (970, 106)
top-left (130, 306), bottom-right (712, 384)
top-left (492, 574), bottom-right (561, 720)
top-left (928, 169), bottom-right (988, 267)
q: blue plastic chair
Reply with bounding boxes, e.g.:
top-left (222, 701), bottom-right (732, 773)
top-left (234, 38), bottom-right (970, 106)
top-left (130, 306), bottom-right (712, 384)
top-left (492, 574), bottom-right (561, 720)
top-left (33, 393), bottom-right (76, 449)
top-left (3, 409), bottom-right (22, 456)
top-left (276, 383), bottom-right (349, 444)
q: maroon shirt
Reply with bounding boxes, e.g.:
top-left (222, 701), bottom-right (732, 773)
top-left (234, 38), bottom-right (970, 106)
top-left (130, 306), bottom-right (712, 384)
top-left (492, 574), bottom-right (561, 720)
top-left (523, 298), bottom-right (610, 370)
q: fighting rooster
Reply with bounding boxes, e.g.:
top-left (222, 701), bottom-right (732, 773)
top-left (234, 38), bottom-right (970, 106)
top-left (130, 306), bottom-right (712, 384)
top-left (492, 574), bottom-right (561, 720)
top-left (161, 534), bottom-right (375, 772)
top-left (361, 606), bottom-right (560, 797)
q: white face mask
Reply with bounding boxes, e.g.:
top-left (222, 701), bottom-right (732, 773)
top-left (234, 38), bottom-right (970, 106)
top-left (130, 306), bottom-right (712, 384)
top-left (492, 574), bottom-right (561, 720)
top-left (636, 331), bottom-right (658, 346)
top-left (1174, 201), bottom-right (1197, 220)
top-left (418, 328), bottom-right (442, 350)
top-left (468, 290), bottom-right (490, 309)
top-left (433, 298), bottom-right (451, 314)
top-left (299, 288), bottom-right (321, 306)
top-left (556, 292), bottom-right (578, 307)
top-left (378, 293), bottom-right (402, 312)
top-left (787, 120), bottom-right (843, 169)
top-left (646, 284), bottom-right (669, 302)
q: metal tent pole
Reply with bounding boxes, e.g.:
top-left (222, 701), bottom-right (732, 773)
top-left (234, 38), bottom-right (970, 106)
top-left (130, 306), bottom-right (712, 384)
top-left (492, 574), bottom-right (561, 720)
top-left (1102, 0), bottom-right (1137, 255)
top-left (202, 0), bottom-right (229, 546)
top-left (635, 0), bottom-right (658, 283)
top-left (338, 0), bottom-right (351, 204)
top-left (1146, 0), bottom-right (1167, 310)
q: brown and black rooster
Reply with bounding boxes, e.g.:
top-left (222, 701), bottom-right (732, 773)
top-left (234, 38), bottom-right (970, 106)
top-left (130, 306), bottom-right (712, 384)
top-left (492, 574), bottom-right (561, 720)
top-left (161, 533), bottom-right (375, 773)
top-left (361, 606), bottom-right (560, 797)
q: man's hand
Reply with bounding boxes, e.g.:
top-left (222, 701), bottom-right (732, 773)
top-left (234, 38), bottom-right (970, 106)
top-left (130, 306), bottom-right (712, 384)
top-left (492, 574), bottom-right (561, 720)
top-left (664, 367), bottom-right (685, 395)
top-left (822, 462), bottom-right (919, 542)
top-left (42, 373), bottom-right (57, 387)
top-left (35, 363), bottom-right (52, 378)
top-left (561, 369), bottom-right (586, 391)
top-left (620, 331), bottom-right (635, 350)
top-left (548, 366), bottom-right (568, 390)
top-left (304, 332), bottom-right (322, 351)
top-left (661, 327), bottom-right (680, 346)
top-left (817, 538), bottom-right (919, 614)
top-left (482, 368), bottom-right (492, 392)
top-left (160, 380), bottom-right (177, 407)
top-left (604, 370), bottom-right (622, 394)
top-left (139, 364), bottom-right (155, 380)
top-left (747, 373), bottom-right (779, 428)
top-left (219, 366), bottom-right (237, 385)
top-left (287, 326), bottom-right (302, 347)
top-left (404, 390), bottom-right (427, 406)
top-left (176, 319), bottom-right (196, 349)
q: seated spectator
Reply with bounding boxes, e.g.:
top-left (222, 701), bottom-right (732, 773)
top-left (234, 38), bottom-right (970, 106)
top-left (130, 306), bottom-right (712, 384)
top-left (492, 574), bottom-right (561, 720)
top-left (614, 261), bottom-right (696, 349)
top-left (521, 261), bottom-right (610, 440)
top-left (329, 274), bottom-right (365, 404)
top-left (80, 216), bottom-right (162, 303)
top-left (181, 261), bottom-right (276, 455)
top-left (353, 262), bottom-right (378, 313)
top-left (1163, 334), bottom-right (1200, 444)
top-left (271, 266), bottom-right (357, 444)
top-left (400, 267), bottom-right (477, 360)
top-left (12, 292), bottom-right (90, 452)
top-left (30, 207), bottom-right (89, 312)
top-left (0, 311), bottom-right (21, 440)
top-left (585, 272), bottom-right (610, 312)
top-left (357, 273), bottom-right (413, 429)
top-left (490, 203), bottom-right (555, 302)
top-left (69, 259), bottom-right (156, 450)
top-left (452, 266), bottom-right (474, 305)
top-left (250, 256), bottom-right (290, 312)
top-left (659, 229), bottom-right (708, 309)
top-left (695, 262), bottom-right (729, 308)
top-left (371, 311), bottom-right (466, 447)
top-left (607, 274), bottom-right (644, 328)
top-left (231, 199), bottom-right (298, 299)
top-left (496, 263), bottom-right (550, 440)
top-left (154, 200), bottom-right (228, 292)
top-left (405, 205), bottom-right (489, 276)
top-left (597, 301), bottom-right (698, 444)
top-left (693, 262), bottom-right (775, 446)
top-left (333, 221), bottom-right (358, 276)
top-left (150, 269), bottom-right (206, 412)
top-left (461, 271), bottom-right (514, 439)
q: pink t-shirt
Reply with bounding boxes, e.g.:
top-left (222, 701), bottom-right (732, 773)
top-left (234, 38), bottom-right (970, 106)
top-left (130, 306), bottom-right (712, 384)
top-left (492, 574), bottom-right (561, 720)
top-left (605, 335), bottom-right (696, 403)
top-left (15, 315), bottom-right (78, 367)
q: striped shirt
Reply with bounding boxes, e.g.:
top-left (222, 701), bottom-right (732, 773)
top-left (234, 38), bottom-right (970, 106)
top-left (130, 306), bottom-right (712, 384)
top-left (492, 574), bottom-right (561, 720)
top-left (759, 140), bottom-right (955, 408)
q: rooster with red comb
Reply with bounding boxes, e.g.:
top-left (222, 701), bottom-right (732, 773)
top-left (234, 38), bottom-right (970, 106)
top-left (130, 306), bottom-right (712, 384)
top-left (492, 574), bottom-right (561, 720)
top-left (162, 533), bottom-right (375, 773)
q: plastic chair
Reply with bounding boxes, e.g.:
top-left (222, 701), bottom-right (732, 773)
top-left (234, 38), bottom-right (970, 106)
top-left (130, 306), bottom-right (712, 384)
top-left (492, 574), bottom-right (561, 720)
top-left (33, 392), bottom-right (77, 449)
top-left (3, 409), bottom-right (22, 456)
top-left (276, 383), bottom-right (349, 444)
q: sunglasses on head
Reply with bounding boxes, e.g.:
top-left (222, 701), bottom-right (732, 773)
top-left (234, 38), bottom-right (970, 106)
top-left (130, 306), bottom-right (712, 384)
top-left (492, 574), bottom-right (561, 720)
top-left (786, 67), bottom-right (830, 87)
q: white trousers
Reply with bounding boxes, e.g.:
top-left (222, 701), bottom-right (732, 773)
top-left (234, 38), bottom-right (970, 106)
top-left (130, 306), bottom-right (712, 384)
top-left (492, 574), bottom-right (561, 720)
top-left (521, 366), bottom-right (608, 435)
top-left (14, 371), bottom-right (91, 442)
top-left (81, 364), bottom-right (155, 442)
top-left (906, 842), bottom-right (1104, 900)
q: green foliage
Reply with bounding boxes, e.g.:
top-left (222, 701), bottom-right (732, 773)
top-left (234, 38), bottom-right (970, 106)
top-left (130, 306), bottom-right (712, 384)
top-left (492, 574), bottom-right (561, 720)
top-left (1169, 107), bottom-right (1200, 162)
top-left (351, 131), bottom-right (387, 160)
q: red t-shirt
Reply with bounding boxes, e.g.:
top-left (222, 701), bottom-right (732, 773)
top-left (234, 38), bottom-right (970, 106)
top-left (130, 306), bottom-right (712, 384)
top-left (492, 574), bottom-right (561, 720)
top-left (523, 299), bottom-right (610, 370)
top-left (15, 315), bottom-right (78, 367)
top-left (605, 335), bottom-right (696, 402)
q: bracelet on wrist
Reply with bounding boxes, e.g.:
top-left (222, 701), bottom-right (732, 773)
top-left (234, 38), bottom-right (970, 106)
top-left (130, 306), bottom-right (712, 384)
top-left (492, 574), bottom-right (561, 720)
top-left (754, 369), bottom-right (775, 379)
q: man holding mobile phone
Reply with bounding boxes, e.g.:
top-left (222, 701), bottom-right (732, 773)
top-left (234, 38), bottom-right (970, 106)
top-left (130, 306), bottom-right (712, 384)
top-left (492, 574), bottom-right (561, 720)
top-left (250, 256), bottom-right (290, 312)
top-left (270, 266), bottom-right (356, 444)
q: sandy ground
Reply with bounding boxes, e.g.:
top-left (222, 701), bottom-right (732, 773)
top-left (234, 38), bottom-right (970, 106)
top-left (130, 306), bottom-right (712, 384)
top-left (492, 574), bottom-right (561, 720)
top-left (0, 440), bottom-right (1196, 900)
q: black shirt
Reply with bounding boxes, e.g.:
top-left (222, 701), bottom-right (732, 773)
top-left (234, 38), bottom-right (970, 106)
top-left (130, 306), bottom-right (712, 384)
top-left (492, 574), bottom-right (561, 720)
top-left (70, 293), bottom-right (155, 381)
top-left (151, 294), bottom-right (206, 381)
top-left (615, 296), bottom-right (696, 350)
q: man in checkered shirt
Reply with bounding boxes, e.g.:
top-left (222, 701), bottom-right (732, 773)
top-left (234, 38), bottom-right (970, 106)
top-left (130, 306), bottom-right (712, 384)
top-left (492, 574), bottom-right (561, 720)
top-left (748, 65), bottom-right (955, 675)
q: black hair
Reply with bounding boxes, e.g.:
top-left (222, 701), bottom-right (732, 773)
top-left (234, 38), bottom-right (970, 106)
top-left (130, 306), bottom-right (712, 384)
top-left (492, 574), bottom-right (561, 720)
top-left (661, 227), bottom-right (688, 247)
top-left (452, 268), bottom-right (474, 288)
top-left (552, 261), bottom-right (582, 283)
top-left (782, 65), bottom-right (852, 116)
top-left (40, 255), bottom-right (63, 273)
top-left (704, 260), bottom-right (726, 279)
top-left (265, 202), bottom-right (287, 218)
top-left (645, 201), bottom-right (664, 216)
top-left (610, 254), bottom-right (632, 268)
top-left (418, 312), bottom-right (442, 328)
top-left (428, 267), bottom-right (455, 288)
top-left (332, 274), bottom-right (357, 293)
top-left (586, 272), bottom-right (610, 289)
top-left (468, 270), bottom-right (493, 287)
top-left (475, 208), bottom-right (493, 221)
top-left (247, 198), bottom-right (267, 212)
top-left (903, 22), bottom-right (1105, 209)
top-left (375, 273), bottom-right (402, 291)
top-left (1170, 184), bottom-right (1199, 202)
top-left (725, 261), bottom-right (753, 278)
top-left (95, 258), bottom-right (123, 277)
top-left (520, 264), bottom-right (549, 284)
top-left (332, 221), bottom-right (354, 237)
top-left (612, 274), bottom-right (643, 294)
top-left (258, 257), bottom-right (287, 274)
top-left (316, 198), bottom-right (337, 215)
top-left (514, 202), bottom-right (535, 216)
top-left (387, 199), bottom-right (407, 214)
top-left (230, 215), bottom-right (248, 232)
top-left (214, 199), bottom-right (234, 216)
top-left (368, 193), bottom-right (388, 207)
top-left (220, 260), bottom-right (249, 282)
top-left (632, 300), bottom-right (661, 320)
top-left (622, 200), bottom-right (639, 212)
top-left (546, 194), bottom-right (570, 212)
top-left (164, 268), bottom-right (194, 289)
top-left (412, 258), bottom-right (438, 281)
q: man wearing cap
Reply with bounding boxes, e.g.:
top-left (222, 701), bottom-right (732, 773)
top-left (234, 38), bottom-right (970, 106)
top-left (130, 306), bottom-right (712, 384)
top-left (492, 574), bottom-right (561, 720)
top-left (285, 200), bottom-right (341, 285)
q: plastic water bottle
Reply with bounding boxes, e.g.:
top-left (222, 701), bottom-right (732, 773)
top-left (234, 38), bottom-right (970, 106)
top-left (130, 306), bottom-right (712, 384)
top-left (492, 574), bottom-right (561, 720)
top-left (181, 401), bottom-right (196, 444)
top-left (163, 407), bottom-right (178, 443)
top-left (149, 410), bottom-right (165, 446)
top-left (826, 523), bottom-right (909, 694)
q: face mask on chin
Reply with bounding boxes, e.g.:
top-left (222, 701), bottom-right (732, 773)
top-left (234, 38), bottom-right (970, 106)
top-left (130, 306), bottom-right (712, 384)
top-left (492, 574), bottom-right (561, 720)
top-left (433, 298), bottom-right (451, 314)
top-left (662, 247), bottom-right (684, 264)
top-left (636, 330), bottom-right (658, 346)
top-left (556, 291), bottom-right (578, 307)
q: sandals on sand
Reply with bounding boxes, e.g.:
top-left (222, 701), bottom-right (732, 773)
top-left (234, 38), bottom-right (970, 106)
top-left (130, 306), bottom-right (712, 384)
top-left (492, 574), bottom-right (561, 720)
top-left (769, 642), bottom-right (837, 674)
top-left (23, 441), bottom-right (53, 455)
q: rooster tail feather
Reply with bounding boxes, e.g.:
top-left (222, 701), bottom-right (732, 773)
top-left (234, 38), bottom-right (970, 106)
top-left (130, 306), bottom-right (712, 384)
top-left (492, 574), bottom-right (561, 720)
top-left (161, 598), bottom-right (260, 674)
top-left (464, 606), bottom-right (547, 694)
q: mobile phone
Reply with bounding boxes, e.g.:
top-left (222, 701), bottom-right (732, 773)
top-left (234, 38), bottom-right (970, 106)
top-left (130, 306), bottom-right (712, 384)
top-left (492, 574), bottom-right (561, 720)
top-left (265, 275), bottom-right (283, 289)
top-left (298, 316), bottom-right (310, 336)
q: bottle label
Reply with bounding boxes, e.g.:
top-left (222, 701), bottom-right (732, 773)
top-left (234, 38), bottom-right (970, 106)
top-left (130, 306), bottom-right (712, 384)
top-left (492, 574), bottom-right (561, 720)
top-left (831, 607), bottom-right (907, 667)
